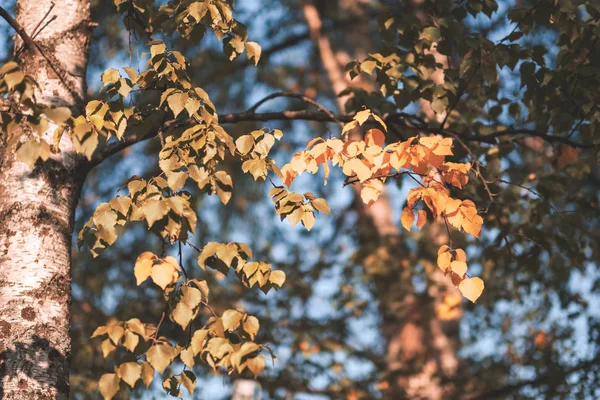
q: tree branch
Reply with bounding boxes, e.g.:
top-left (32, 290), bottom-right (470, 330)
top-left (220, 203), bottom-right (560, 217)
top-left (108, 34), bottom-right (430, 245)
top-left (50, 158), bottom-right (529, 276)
top-left (0, 5), bottom-right (82, 104)
top-left (89, 109), bottom-right (598, 169)
top-left (0, 6), bottom-right (40, 55)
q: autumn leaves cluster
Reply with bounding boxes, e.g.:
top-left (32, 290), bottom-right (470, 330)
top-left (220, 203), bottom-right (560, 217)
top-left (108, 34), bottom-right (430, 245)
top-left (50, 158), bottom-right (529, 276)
top-left (93, 247), bottom-right (274, 399)
top-left (276, 110), bottom-right (485, 302)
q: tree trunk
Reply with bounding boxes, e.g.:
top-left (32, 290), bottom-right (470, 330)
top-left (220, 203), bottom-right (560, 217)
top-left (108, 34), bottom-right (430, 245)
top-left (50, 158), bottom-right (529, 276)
top-left (303, 2), bottom-right (460, 398)
top-left (0, 1), bottom-right (90, 398)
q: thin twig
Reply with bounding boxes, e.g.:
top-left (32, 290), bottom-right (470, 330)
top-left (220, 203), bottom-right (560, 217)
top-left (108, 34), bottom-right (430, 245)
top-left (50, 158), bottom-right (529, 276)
top-left (0, 6), bottom-right (81, 103)
top-left (246, 91), bottom-right (343, 127)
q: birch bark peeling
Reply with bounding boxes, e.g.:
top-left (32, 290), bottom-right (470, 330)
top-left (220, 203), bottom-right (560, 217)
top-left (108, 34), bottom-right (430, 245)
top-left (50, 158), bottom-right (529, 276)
top-left (0, 1), bottom-right (91, 398)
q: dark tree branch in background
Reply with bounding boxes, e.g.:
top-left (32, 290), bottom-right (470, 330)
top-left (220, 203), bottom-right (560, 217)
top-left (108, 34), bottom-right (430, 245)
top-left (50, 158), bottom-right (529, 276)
top-left (0, 6), bottom-right (40, 54)
top-left (245, 91), bottom-right (343, 126)
top-left (90, 106), bottom-right (598, 169)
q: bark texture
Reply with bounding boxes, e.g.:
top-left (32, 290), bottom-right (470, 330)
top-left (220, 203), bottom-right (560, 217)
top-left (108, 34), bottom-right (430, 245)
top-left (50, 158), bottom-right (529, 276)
top-left (0, 1), bottom-right (90, 398)
top-left (303, 1), bottom-right (460, 398)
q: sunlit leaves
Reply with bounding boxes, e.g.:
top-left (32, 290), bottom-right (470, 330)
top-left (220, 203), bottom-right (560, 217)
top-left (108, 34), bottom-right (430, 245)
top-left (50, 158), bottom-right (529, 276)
top-left (459, 277), bottom-right (485, 303)
top-left (133, 252), bottom-right (181, 290)
top-left (147, 343), bottom-right (175, 374)
top-left (237, 128), bottom-right (283, 180)
top-left (118, 362), bottom-right (142, 388)
top-left (99, 373), bottom-right (120, 400)
top-left (197, 242), bottom-right (286, 292)
top-left (270, 188), bottom-right (329, 231)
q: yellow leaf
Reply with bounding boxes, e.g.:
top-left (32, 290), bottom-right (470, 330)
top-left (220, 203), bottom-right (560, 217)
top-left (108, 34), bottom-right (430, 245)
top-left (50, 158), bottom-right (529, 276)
top-left (134, 252), bottom-right (156, 285)
top-left (247, 355), bottom-right (266, 377)
top-left (243, 316), bottom-right (260, 340)
top-left (180, 347), bottom-right (195, 369)
top-left (354, 109), bottom-right (371, 125)
top-left (401, 207), bottom-right (414, 231)
top-left (235, 135), bottom-right (254, 155)
top-left (462, 214), bottom-right (483, 238)
top-left (151, 261), bottom-right (178, 290)
top-left (107, 325), bottom-right (125, 345)
top-left (16, 140), bottom-right (50, 168)
top-left (167, 92), bottom-right (187, 118)
top-left (123, 67), bottom-right (138, 82)
top-left (206, 337), bottom-right (233, 359)
top-left (269, 270), bottom-right (286, 288)
top-left (44, 107), bottom-right (72, 124)
top-left (437, 250), bottom-right (451, 273)
top-left (172, 302), bottom-right (194, 330)
top-left (142, 199), bottom-right (170, 228)
top-left (150, 43), bottom-right (166, 58)
top-left (181, 286), bottom-right (202, 309)
top-left (146, 343), bottom-right (174, 373)
top-left (454, 248), bottom-right (467, 262)
top-left (191, 329), bottom-right (209, 355)
top-left (450, 260), bottom-right (468, 278)
top-left (216, 243), bottom-right (238, 267)
top-left (118, 362), bottom-right (141, 388)
top-left (287, 207), bottom-right (303, 227)
top-left (458, 277), bottom-right (484, 303)
top-left (311, 198), bottom-right (330, 216)
top-left (245, 41), bottom-right (262, 65)
top-left (141, 362), bottom-right (154, 388)
top-left (301, 209), bottom-right (315, 231)
top-left (222, 309), bottom-right (243, 331)
top-left (99, 373), bottom-right (120, 400)
top-left (101, 68), bottom-right (120, 85)
top-left (180, 370), bottom-right (196, 396)
top-left (101, 338), bottom-right (116, 358)
top-left (4, 71), bottom-right (24, 90)
top-left (123, 330), bottom-right (139, 352)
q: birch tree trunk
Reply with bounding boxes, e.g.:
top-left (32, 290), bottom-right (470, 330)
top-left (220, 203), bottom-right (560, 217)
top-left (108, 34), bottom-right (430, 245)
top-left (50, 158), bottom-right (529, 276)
top-left (0, 1), bottom-right (91, 398)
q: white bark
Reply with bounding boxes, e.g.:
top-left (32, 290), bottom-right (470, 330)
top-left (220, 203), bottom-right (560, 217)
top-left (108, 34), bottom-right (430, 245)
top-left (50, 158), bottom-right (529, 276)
top-left (0, 0), bottom-right (90, 398)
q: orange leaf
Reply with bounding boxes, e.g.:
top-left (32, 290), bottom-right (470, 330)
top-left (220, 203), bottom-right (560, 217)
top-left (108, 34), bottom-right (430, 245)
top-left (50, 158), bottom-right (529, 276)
top-left (416, 209), bottom-right (427, 229)
top-left (458, 277), bottom-right (484, 303)
top-left (400, 207), bottom-right (414, 231)
top-left (437, 251), bottom-right (451, 273)
top-left (365, 129), bottom-right (385, 147)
